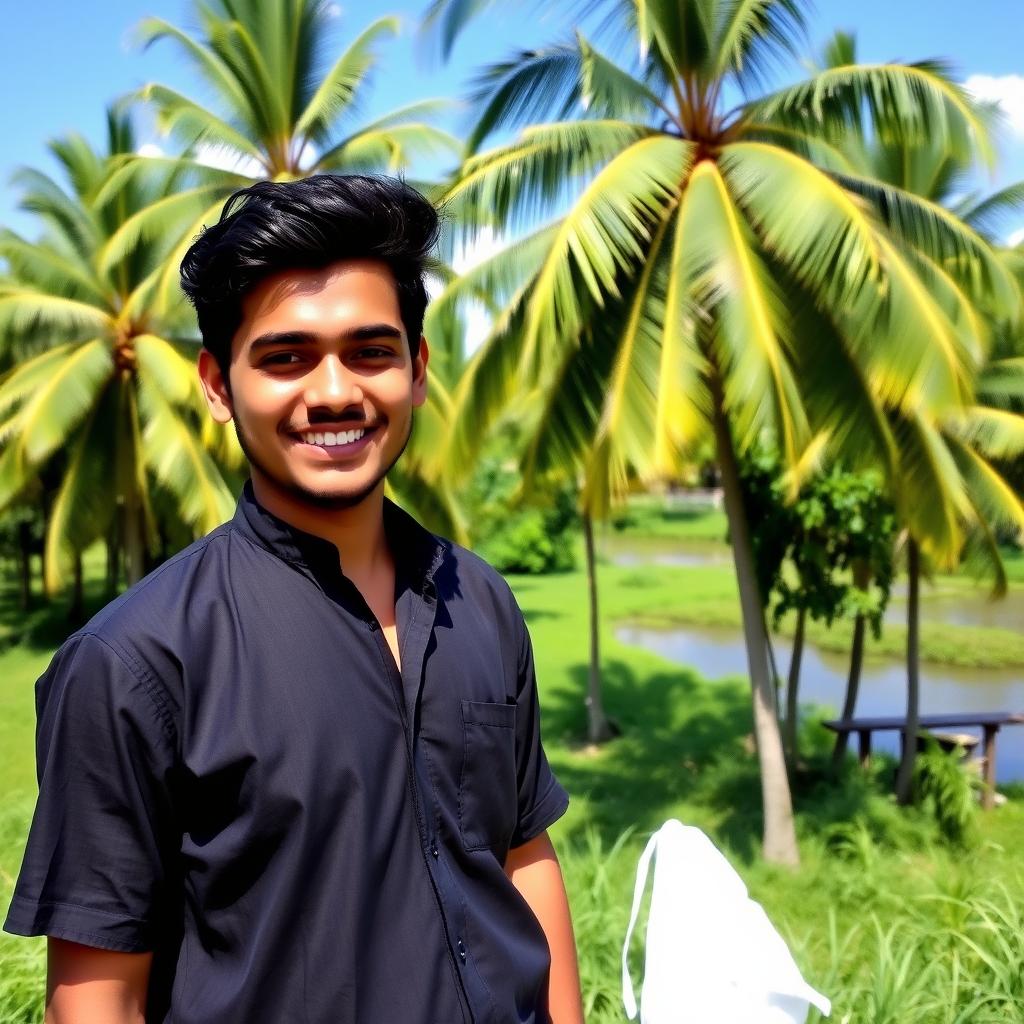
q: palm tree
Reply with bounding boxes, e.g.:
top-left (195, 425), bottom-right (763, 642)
top-left (99, 0), bottom-right (467, 541)
top-left (809, 38), bottom-right (1024, 797)
top-left (0, 109), bottom-right (235, 591)
top-left (431, 0), bottom-right (1009, 863)
top-left (97, 0), bottom-right (461, 317)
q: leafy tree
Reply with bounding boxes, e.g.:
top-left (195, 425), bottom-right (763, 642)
top-left (432, 0), bottom-right (1001, 864)
top-left (741, 452), bottom-right (896, 764)
top-left (0, 109), bottom-right (236, 590)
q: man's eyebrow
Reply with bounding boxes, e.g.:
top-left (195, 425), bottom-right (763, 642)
top-left (247, 324), bottom-right (403, 350)
top-left (248, 331), bottom-right (316, 351)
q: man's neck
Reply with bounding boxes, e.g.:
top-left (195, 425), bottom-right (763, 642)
top-left (249, 475), bottom-right (391, 583)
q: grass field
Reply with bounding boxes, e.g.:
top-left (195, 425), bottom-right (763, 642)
top-left (2, 505), bottom-right (1024, 1021)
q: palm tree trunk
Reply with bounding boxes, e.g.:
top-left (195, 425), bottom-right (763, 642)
top-left (17, 520), bottom-right (33, 610)
top-left (582, 511), bottom-right (614, 745)
top-left (832, 611), bottom-right (867, 766)
top-left (896, 539), bottom-right (921, 804)
top-left (784, 606), bottom-right (806, 764)
top-left (68, 553), bottom-right (84, 624)
top-left (123, 494), bottom-right (145, 587)
top-left (105, 530), bottom-right (120, 596)
top-left (711, 385), bottom-right (799, 866)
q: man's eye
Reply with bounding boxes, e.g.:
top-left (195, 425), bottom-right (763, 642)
top-left (355, 347), bottom-right (393, 360)
top-left (263, 352), bottom-right (303, 366)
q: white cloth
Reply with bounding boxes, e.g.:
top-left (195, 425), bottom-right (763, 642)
top-left (621, 820), bottom-right (831, 1024)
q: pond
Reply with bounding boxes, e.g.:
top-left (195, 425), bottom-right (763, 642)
top-left (615, 622), bottom-right (1024, 783)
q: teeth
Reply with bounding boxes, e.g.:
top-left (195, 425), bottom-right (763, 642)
top-left (300, 428), bottom-right (367, 446)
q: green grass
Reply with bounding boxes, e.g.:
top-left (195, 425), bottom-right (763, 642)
top-left (2, 506), bottom-right (1024, 1021)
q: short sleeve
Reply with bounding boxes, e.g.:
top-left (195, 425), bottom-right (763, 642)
top-left (508, 613), bottom-right (569, 849)
top-left (3, 633), bottom-right (179, 952)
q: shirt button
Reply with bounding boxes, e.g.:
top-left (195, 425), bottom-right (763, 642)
top-left (430, 843), bottom-right (439, 858)
top-left (457, 939), bottom-right (467, 961)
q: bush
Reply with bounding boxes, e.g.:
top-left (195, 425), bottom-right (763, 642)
top-left (465, 429), bottom-right (578, 575)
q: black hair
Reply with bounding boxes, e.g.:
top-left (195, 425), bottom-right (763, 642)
top-left (180, 174), bottom-right (439, 373)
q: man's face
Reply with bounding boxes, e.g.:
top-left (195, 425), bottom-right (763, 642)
top-left (199, 258), bottom-right (428, 511)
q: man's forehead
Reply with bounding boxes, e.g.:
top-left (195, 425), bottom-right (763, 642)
top-left (237, 258), bottom-right (403, 337)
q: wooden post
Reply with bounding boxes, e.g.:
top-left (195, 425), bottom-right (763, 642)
top-left (983, 725), bottom-right (998, 810)
top-left (857, 729), bottom-right (872, 769)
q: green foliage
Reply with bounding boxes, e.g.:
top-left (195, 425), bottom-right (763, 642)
top-left (913, 740), bottom-right (980, 848)
top-left (739, 449), bottom-right (897, 635)
top-left (466, 429), bottom-right (578, 574)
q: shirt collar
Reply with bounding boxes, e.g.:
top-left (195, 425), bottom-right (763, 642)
top-left (232, 480), bottom-right (446, 592)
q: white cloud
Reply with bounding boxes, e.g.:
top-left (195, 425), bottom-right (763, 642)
top-left (136, 143), bottom-right (165, 159)
top-left (1009, 226), bottom-right (1024, 247)
top-left (965, 73), bottom-right (1024, 137)
top-left (324, 3), bottom-right (343, 17)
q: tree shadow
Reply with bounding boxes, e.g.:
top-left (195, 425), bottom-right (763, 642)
top-left (543, 658), bottom-right (888, 864)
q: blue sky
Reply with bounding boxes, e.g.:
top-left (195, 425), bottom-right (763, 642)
top-left (1, 0), bottom-right (1022, 241)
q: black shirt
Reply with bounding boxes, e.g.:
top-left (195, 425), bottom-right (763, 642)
top-left (4, 484), bottom-right (569, 1023)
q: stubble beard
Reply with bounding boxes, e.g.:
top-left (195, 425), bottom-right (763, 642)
top-left (233, 415), bottom-right (415, 512)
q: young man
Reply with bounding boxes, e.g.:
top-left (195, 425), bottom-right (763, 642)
top-left (5, 175), bottom-right (583, 1024)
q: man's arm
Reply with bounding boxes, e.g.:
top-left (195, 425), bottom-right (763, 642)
top-left (505, 831), bottom-right (584, 1024)
top-left (45, 938), bottom-right (151, 1024)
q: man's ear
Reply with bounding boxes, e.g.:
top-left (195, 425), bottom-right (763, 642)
top-left (412, 336), bottom-right (429, 408)
top-left (198, 349), bottom-right (234, 424)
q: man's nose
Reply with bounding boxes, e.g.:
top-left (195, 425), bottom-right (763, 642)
top-left (305, 355), bottom-right (362, 409)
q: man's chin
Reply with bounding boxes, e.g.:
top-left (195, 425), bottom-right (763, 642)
top-left (283, 478), bottom-right (383, 511)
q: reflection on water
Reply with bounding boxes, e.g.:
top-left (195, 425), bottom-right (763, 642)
top-left (884, 591), bottom-right (1024, 632)
top-left (616, 623), bottom-right (1024, 783)
top-left (610, 550), bottom-right (732, 568)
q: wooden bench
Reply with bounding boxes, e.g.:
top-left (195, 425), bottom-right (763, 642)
top-left (823, 712), bottom-right (1024, 810)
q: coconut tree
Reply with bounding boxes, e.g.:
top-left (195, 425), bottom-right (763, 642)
top-left (808, 37), bottom-right (1024, 796)
top-left (430, 0), bottom-right (1012, 863)
top-left (0, 109), bottom-right (235, 591)
top-left (97, 0), bottom-right (461, 316)
top-left (96, 0), bottom-right (467, 540)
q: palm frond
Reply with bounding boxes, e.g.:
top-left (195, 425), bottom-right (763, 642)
top-left (134, 333), bottom-right (204, 409)
top-left (465, 43), bottom-right (584, 153)
top-left (519, 135), bottom-right (692, 373)
top-left (443, 119), bottom-right (660, 234)
top-left (719, 141), bottom-right (881, 310)
top-left (0, 231), bottom-right (107, 305)
top-left (830, 169), bottom-right (1019, 314)
top-left (43, 388), bottom-right (119, 592)
top-left (99, 184), bottom-right (235, 275)
top-left (946, 434), bottom-right (1024, 544)
top-left (294, 16), bottom-right (401, 145)
top-left (0, 343), bottom-right (79, 418)
top-left (136, 367), bottom-right (235, 533)
top-left (13, 339), bottom-right (114, 466)
top-left (977, 356), bottom-right (1024, 406)
top-left (944, 405), bottom-right (1024, 460)
top-left (142, 84), bottom-right (270, 167)
top-left (749, 62), bottom-right (993, 165)
top-left (135, 16), bottom-right (251, 113)
top-left (675, 159), bottom-right (807, 468)
top-left (0, 290), bottom-right (114, 342)
top-left (892, 411), bottom-right (967, 566)
top-left (959, 180), bottom-right (1024, 242)
top-left (578, 34), bottom-right (670, 122)
top-left (713, 0), bottom-right (805, 92)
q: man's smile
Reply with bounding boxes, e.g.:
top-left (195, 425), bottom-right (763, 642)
top-left (287, 423), bottom-right (378, 456)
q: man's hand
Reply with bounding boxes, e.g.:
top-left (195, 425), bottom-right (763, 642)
top-left (505, 831), bottom-right (585, 1024)
top-left (45, 938), bottom-right (151, 1024)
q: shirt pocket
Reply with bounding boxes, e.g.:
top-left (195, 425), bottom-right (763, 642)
top-left (458, 699), bottom-right (517, 852)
